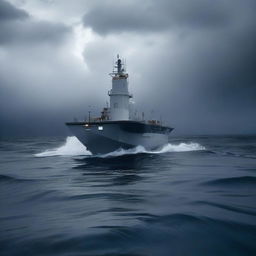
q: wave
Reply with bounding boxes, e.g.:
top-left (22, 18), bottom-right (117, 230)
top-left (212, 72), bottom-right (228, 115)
top-left (202, 176), bottom-right (256, 187)
top-left (35, 136), bottom-right (205, 158)
top-left (0, 174), bottom-right (17, 182)
top-left (221, 151), bottom-right (256, 159)
top-left (0, 174), bottom-right (32, 183)
top-left (194, 201), bottom-right (256, 217)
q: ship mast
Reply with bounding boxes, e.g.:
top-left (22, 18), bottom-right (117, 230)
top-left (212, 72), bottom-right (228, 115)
top-left (109, 54), bottom-right (127, 77)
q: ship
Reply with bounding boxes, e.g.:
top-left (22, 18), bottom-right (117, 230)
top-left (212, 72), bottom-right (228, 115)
top-left (66, 55), bottom-right (173, 154)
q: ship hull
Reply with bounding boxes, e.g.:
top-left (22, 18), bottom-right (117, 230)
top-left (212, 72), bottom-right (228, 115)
top-left (66, 121), bottom-right (173, 154)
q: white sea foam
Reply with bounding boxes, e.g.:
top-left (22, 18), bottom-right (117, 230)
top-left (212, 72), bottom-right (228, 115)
top-left (152, 142), bottom-right (206, 154)
top-left (101, 142), bottom-right (205, 157)
top-left (35, 136), bottom-right (205, 158)
top-left (34, 136), bottom-right (91, 157)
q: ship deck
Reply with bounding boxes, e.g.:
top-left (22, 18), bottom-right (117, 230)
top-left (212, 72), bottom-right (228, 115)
top-left (66, 120), bottom-right (173, 134)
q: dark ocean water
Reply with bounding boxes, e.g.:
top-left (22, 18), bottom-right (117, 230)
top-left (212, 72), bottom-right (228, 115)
top-left (0, 135), bottom-right (256, 256)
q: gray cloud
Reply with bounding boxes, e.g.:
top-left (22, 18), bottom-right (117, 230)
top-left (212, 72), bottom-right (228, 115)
top-left (0, 0), bottom-right (28, 21)
top-left (83, 0), bottom-right (231, 35)
top-left (0, 0), bottom-right (70, 46)
top-left (0, 20), bottom-right (71, 45)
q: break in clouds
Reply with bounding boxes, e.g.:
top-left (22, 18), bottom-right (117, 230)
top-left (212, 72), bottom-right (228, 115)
top-left (0, 0), bottom-right (255, 135)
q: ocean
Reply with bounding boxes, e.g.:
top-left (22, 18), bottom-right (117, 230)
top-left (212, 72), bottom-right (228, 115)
top-left (0, 135), bottom-right (256, 256)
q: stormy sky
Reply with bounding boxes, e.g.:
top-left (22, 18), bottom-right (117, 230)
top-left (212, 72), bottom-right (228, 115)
top-left (0, 0), bottom-right (255, 136)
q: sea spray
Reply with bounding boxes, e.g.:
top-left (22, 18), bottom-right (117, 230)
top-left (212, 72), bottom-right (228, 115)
top-left (34, 136), bottom-right (91, 157)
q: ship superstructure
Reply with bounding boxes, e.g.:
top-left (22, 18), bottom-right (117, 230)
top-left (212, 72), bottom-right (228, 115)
top-left (109, 55), bottom-right (132, 121)
top-left (66, 56), bottom-right (173, 154)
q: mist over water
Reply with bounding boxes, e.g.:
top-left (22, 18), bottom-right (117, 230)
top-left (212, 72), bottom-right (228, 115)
top-left (1, 135), bottom-right (256, 256)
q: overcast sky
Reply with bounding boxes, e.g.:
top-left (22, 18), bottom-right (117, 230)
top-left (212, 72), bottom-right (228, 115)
top-left (0, 0), bottom-right (255, 136)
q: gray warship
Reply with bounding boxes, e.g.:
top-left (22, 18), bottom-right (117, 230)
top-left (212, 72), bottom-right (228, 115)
top-left (66, 56), bottom-right (173, 154)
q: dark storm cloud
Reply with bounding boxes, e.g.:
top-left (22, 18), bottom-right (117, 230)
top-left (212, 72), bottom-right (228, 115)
top-left (0, 0), bottom-right (75, 136)
top-left (0, 0), bottom-right (256, 136)
top-left (0, 20), bottom-right (70, 45)
top-left (0, 0), bottom-right (28, 21)
top-left (0, 0), bottom-right (70, 45)
top-left (82, 0), bottom-right (256, 91)
top-left (83, 0), bottom-right (230, 35)
top-left (82, 0), bottom-right (256, 134)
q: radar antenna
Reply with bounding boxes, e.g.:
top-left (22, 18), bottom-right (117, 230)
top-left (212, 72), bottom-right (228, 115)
top-left (109, 54), bottom-right (128, 78)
